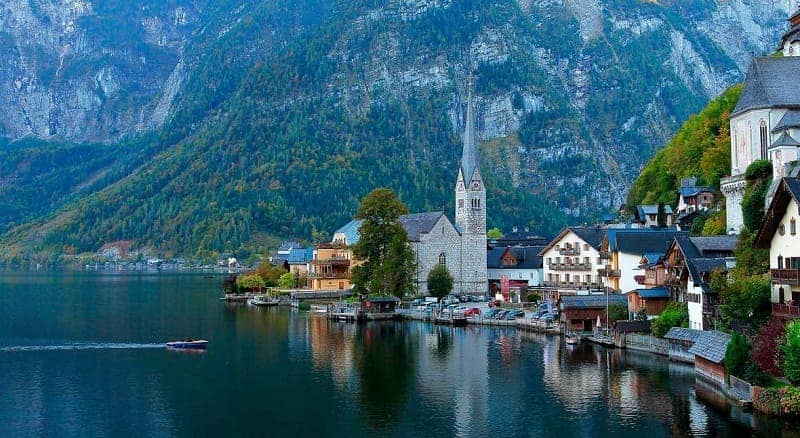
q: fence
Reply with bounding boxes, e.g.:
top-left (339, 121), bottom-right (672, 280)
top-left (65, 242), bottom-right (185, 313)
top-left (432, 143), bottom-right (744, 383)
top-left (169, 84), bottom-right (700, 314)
top-left (624, 333), bottom-right (669, 356)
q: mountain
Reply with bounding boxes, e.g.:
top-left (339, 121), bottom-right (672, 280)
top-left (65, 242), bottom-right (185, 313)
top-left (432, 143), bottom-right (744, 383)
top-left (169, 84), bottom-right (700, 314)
top-left (0, 0), bottom-right (793, 262)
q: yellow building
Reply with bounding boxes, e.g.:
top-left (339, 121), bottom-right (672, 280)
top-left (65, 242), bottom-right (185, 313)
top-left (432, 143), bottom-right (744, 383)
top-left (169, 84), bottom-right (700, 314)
top-left (309, 243), bottom-right (359, 291)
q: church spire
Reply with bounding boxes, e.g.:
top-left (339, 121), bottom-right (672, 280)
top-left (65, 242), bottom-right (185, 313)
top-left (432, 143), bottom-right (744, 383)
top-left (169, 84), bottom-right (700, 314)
top-left (460, 77), bottom-right (479, 182)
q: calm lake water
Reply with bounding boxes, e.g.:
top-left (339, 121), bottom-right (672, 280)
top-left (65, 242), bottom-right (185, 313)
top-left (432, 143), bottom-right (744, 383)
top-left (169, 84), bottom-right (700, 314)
top-left (1, 271), bottom-right (798, 437)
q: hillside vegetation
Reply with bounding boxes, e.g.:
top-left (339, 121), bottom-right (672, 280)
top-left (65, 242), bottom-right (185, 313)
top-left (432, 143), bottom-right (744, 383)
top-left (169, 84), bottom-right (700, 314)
top-left (626, 85), bottom-right (742, 209)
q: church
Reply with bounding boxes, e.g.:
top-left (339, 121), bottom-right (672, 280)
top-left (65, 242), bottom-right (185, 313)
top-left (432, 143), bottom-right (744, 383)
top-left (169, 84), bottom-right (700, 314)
top-left (327, 82), bottom-right (488, 295)
top-left (721, 8), bottom-right (800, 233)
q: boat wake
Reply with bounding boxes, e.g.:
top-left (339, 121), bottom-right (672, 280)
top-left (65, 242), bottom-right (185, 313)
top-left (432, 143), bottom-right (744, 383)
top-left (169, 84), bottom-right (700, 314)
top-left (0, 342), bottom-right (164, 352)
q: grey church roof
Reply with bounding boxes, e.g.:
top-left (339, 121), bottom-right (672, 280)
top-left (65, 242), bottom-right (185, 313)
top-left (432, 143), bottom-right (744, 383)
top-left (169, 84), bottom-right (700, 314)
top-left (399, 212), bottom-right (446, 242)
top-left (688, 330), bottom-right (731, 364)
top-left (332, 212), bottom-right (450, 245)
top-left (732, 57), bottom-right (800, 116)
top-left (770, 131), bottom-right (800, 149)
top-left (460, 81), bottom-right (480, 183)
top-left (772, 110), bottom-right (800, 133)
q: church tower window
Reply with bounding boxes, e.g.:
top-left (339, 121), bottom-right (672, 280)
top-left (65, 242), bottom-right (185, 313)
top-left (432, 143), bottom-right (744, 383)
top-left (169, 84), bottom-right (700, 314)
top-left (438, 253), bottom-right (446, 266)
top-left (760, 120), bottom-right (768, 160)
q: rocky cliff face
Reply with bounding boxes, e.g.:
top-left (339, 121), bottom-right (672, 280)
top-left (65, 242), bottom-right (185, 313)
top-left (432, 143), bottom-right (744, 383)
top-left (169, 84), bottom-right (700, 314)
top-left (0, 0), bottom-right (204, 141)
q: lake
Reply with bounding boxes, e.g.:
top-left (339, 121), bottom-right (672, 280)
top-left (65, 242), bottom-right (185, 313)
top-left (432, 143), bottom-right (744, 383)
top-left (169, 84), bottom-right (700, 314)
top-left (0, 271), bottom-right (797, 437)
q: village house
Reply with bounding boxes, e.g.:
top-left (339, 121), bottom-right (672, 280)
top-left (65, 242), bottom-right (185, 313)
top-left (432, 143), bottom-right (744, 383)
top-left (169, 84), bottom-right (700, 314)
top-left (676, 177), bottom-right (715, 214)
top-left (487, 245), bottom-right (545, 301)
top-left (558, 294), bottom-right (627, 333)
top-left (755, 177), bottom-right (800, 319)
top-left (635, 204), bottom-right (674, 227)
top-left (600, 229), bottom-right (683, 293)
top-left (540, 226), bottom-right (606, 296)
top-left (664, 235), bottom-right (736, 330)
top-left (688, 330), bottom-right (732, 387)
top-left (309, 243), bottom-right (355, 291)
top-left (639, 253), bottom-right (667, 288)
top-left (627, 286), bottom-right (670, 319)
top-left (721, 11), bottom-right (800, 233)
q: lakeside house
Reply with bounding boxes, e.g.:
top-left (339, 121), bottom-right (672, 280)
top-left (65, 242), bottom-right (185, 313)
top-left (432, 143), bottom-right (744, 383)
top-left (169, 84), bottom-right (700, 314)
top-left (755, 177), bottom-right (800, 319)
top-left (601, 229), bottom-right (683, 293)
top-left (627, 286), bottom-right (670, 319)
top-left (688, 330), bottom-right (732, 387)
top-left (540, 226), bottom-right (606, 296)
top-left (487, 244), bottom-right (545, 301)
top-left (310, 243), bottom-right (355, 291)
top-left (558, 294), bottom-right (627, 333)
top-left (664, 235), bottom-right (736, 329)
top-left (664, 327), bottom-right (703, 363)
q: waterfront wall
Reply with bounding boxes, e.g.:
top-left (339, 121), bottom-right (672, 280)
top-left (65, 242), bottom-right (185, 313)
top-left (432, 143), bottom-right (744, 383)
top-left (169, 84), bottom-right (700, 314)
top-left (624, 334), bottom-right (669, 356)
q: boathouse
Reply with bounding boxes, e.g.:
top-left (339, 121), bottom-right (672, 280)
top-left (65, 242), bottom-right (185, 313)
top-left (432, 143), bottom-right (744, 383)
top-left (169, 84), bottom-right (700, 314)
top-left (664, 327), bottom-right (703, 363)
top-left (559, 294), bottom-right (627, 333)
top-left (688, 330), bottom-right (731, 386)
top-left (363, 296), bottom-right (399, 320)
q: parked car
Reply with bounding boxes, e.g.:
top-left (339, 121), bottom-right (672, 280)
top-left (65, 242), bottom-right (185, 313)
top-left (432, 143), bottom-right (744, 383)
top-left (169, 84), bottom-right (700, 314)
top-left (494, 310), bottom-right (509, 319)
top-left (483, 308), bottom-right (500, 319)
top-left (464, 307), bottom-right (481, 317)
top-left (539, 312), bottom-right (555, 322)
top-left (488, 300), bottom-right (503, 308)
top-left (505, 310), bottom-right (525, 320)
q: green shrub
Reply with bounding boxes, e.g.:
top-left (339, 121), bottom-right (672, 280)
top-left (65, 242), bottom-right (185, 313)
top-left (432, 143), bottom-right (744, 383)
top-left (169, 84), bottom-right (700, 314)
top-left (526, 293), bottom-right (540, 303)
top-left (651, 303), bottom-right (689, 337)
top-left (725, 332), bottom-right (751, 377)
top-left (783, 321), bottom-right (800, 384)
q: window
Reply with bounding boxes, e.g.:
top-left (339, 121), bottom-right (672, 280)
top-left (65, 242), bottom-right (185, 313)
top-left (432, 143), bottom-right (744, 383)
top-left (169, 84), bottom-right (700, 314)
top-left (583, 243), bottom-right (589, 251)
top-left (472, 181), bottom-right (481, 190)
top-left (547, 257), bottom-right (552, 264)
top-left (792, 219), bottom-right (796, 236)
top-left (733, 129), bottom-right (738, 168)
top-left (458, 199), bottom-right (464, 208)
top-left (438, 253), bottom-right (446, 266)
top-left (779, 224), bottom-right (785, 236)
top-left (471, 198), bottom-right (481, 209)
top-left (760, 120), bottom-right (768, 160)
top-left (583, 257), bottom-right (589, 265)
top-left (778, 256), bottom-right (784, 269)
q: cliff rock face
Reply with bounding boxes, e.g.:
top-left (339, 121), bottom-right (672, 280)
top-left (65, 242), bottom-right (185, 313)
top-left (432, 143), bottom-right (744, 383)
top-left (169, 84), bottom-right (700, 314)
top-left (0, 0), bottom-right (202, 141)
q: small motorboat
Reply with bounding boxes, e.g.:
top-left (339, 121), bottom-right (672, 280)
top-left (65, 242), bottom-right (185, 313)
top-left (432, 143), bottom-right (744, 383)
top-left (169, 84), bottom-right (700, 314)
top-left (248, 296), bottom-right (279, 306)
top-left (565, 332), bottom-right (581, 345)
top-left (166, 339), bottom-right (208, 350)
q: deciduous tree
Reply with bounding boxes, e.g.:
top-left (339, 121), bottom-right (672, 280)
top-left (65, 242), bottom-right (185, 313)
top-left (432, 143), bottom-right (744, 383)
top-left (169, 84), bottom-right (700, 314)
top-left (428, 265), bottom-right (454, 300)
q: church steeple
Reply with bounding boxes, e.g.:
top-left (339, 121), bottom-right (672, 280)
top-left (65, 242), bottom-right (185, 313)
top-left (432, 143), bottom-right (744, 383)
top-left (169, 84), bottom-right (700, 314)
top-left (460, 77), bottom-right (480, 183)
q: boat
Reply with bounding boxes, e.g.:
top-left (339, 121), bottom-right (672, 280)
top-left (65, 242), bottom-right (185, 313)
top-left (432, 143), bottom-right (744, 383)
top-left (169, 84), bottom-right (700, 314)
top-left (565, 332), bottom-right (581, 345)
top-left (166, 339), bottom-right (208, 350)
top-left (248, 296), bottom-right (279, 306)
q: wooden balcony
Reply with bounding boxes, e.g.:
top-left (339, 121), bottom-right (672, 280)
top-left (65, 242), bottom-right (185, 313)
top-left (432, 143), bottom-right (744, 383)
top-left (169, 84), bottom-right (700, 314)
top-left (772, 303), bottom-right (800, 318)
top-left (312, 257), bottom-right (351, 267)
top-left (771, 269), bottom-right (800, 286)
top-left (558, 247), bottom-right (580, 256)
top-left (549, 262), bottom-right (592, 271)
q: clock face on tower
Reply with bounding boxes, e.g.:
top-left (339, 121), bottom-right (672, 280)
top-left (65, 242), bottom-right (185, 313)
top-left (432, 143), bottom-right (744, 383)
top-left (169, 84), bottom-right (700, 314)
top-left (458, 183), bottom-right (464, 190)
top-left (472, 181), bottom-right (481, 190)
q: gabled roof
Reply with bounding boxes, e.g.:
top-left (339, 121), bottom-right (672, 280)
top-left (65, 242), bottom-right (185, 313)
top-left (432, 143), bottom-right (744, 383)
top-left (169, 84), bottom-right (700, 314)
top-left (685, 257), bottom-right (727, 290)
top-left (288, 247), bottom-right (312, 264)
top-left (559, 294), bottom-right (627, 309)
top-left (641, 252), bottom-right (663, 265)
top-left (609, 229), bottom-right (683, 255)
top-left (399, 212), bottom-right (447, 242)
top-left (487, 246), bottom-right (545, 270)
top-left (688, 236), bottom-right (738, 254)
top-left (632, 286), bottom-right (670, 299)
top-left (769, 131), bottom-right (800, 149)
top-left (332, 212), bottom-right (453, 245)
top-left (538, 226), bottom-right (605, 255)
top-left (732, 57), bottom-right (800, 116)
top-left (637, 204), bottom-right (674, 216)
top-left (756, 177), bottom-right (800, 248)
top-left (664, 327), bottom-right (704, 342)
top-left (772, 110), bottom-right (800, 133)
top-left (688, 330), bottom-right (731, 364)
top-left (672, 234), bottom-right (702, 259)
top-left (680, 186), bottom-right (714, 197)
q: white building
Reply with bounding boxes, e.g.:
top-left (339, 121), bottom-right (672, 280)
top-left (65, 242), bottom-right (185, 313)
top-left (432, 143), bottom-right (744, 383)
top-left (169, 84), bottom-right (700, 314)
top-left (602, 229), bottom-right (682, 293)
top-left (722, 9), bottom-right (800, 233)
top-left (755, 177), bottom-right (800, 318)
top-left (685, 258), bottom-right (727, 330)
top-left (540, 227), bottom-right (605, 294)
top-left (487, 245), bottom-right (545, 300)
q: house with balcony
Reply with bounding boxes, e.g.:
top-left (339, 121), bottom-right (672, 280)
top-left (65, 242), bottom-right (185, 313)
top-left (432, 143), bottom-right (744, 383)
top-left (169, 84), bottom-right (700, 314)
top-left (309, 243), bottom-right (356, 291)
top-left (755, 177), bottom-right (800, 319)
top-left (627, 286), bottom-right (670, 319)
top-left (640, 253), bottom-right (667, 288)
top-left (600, 229), bottom-right (683, 293)
top-left (539, 226), bottom-right (606, 296)
top-left (663, 234), bottom-right (736, 330)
